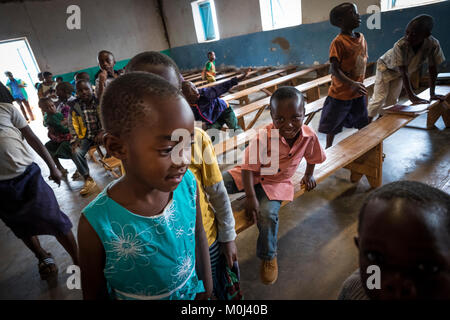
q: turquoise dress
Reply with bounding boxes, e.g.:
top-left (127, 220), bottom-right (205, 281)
top-left (83, 169), bottom-right (205, 300)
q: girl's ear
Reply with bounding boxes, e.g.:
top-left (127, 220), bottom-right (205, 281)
top-left (104, 133), bottom-right (127, 160)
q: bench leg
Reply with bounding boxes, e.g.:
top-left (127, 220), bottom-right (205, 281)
top-left (344, 142), bottom-right (383, 188)
top-left (239, 96), bottom-right (250, 106)
top-left (246, 107), bottom-right (266, 130)
top-left (238, 117), bottom-right (246, 131)
top-left (426, 102), bottom-right (444, 129)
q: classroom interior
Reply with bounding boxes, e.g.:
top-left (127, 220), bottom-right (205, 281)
top-left (0, 0), bottom-right (449, 300)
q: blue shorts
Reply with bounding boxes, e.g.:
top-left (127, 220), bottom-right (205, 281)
top-left (318, 95), bottom-right (368, 135)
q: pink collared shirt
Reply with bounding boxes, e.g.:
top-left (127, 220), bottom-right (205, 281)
top-left (228, 123), bottom-right (326, 201)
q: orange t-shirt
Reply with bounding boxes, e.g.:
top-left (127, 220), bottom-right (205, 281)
top-left (328, 33), bottom-right (368, 100)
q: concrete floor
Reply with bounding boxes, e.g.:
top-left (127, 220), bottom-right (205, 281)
top-left (0, 90), bottom-right (449, 300)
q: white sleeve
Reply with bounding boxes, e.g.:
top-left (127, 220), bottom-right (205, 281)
top-left (9, 103), bottom-right (28, 129)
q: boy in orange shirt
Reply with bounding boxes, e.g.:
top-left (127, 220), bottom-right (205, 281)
top-left (318, 3), bottom-right (369, 148)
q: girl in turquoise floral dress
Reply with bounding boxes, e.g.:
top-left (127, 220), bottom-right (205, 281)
top-left (77, 72), bottom-right (213, 300)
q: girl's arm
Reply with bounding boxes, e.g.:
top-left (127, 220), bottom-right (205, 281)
top-left (19, 125), bottom-right (62, 184)
top-left (77, 215), bottom-right (109, 300)
top-left (194, 188), bottom-right (213, 300)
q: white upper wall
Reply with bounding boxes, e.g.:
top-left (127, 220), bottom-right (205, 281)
top-left (164, 0), bottom-right (382, 48)
top-left (0, 0), bottom-right (168, 75)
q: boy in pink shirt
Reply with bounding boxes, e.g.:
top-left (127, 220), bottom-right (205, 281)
top-left (223, 87), bottom-right (326, 285)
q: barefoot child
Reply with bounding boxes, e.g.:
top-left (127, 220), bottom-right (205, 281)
top-left (126, 51), bottom-right (239, 299)
top-left (318, 3), bottom-right (368, 148)
top-left (78, 72), bottom-right (213, 300)
top-left (338, 181), bottom-right (450, 300)
top-left (181, 69), bottom-right (249, 133)
top-left (202, 51), bottom-right (217, 83)
top-left (0, 96), bottom-right (78, 280)
top-left (367, 15), bottom-right (446, 122)
top-left (223, 87), bottom-right (326, 285)
top-left (68, 80), bottom-right (103, 195)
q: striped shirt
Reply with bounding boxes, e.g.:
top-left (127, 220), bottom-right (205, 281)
top-left (338, 269), bottom-right (370, 300)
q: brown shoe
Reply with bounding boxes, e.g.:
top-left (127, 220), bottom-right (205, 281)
top-left (80, 177), bottom-right (97, 196)
top-left (260, 257), bottom-right (278, 285)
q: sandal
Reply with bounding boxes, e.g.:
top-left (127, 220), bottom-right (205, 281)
top-left (38, 254), bottom-right (58, 280)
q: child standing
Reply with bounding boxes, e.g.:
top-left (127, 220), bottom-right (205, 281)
top-left (78, 72), bottom-right (213, 300)
top-left (5, 71), bottom-right (35, 122)
top-left (39, 97), bottom-right (72, 176)
top-left (68, 79), bottom-right (103, 195)
top-left (202, 51), bottom-right (217, 83)
top-left (367, 15), bottom-right (446, 122)
top-left (38, 72), bottom-right (57, 99)
top-left (0, 96), bottom-right (78, 280)
top-left (126, 51), bottom-right (239, 298)
top-left (95, 50), bottom-right (120, 100)
top-left (318, 3), bottom-right (368, 148)
top-left (223, 87), bottom-right (326, 285)
top-left (338, 181), bottom-right (450, 300)
top-left (182, 69), bottom-right (249, 132)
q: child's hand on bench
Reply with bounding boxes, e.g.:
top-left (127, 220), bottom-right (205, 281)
top-left (301, 174), bottom-right (317, 191)
top-left (430, 93), bottom-right (447, 101)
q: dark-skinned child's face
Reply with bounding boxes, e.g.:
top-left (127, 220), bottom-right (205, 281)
top-left (270, 96), bottom-right (305, 141)
top-left (114, 97), bottom-right (194, 193)
top-left (182, 81), bottom-right (200, 105)
top-left (339, 4), bottom-right (361, 31)
top-left (98, 53), bottom-right (115, 73)
top-left (208, 52), bottom-right (216, 61)
top-left (44, 74), bottom-right (53, 83)
top-left (56, 86), bottom-right (70, 101)
top-left (39, 100), bottom-right (57, 115)
top-left (405, 21), bottom-right (430, 48)
top-left (76, 81), bottom-right (93, 102)
top-left (356, 198), bottom-right (450, 300)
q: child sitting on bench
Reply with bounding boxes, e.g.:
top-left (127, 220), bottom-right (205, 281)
top-left (338, 180), bottom-right (450, 300)
top-left (367, 14), bottom-right (446, 122)
top-left (318, 3), bottom-right (369, 148)
top-left (182, 69), bottom-right (249, 133)
top-left (222, 87), bottom-right (326, 285)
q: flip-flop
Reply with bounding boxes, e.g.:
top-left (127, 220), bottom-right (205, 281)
top-left (38, 255), bottom-right (58, 280)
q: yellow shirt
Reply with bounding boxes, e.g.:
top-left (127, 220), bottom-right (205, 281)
top-left (189, 127), bottom-right (223, 246)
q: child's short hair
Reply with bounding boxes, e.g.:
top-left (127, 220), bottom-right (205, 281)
top-left (269, 86), bottom-right (305, 112)
top-left (126, 51), bottom-right (181, 86)
top-left (100, 72), bottom-right (183, 138)
top-left (76, 72), bottom-right (90, 82)
top-left (359, 180), bottom-right (450, 232)
top-left (408, 14), bottom-right (434, 34)
top-left (98, 50), bottom-right (114, 59)
top-left (43, 71), bottom-right (52, 78)
top-left (329, 2), bottom-right (354, 27)
top-left (56, 81), bottom-right (74, 95)
top-left (208, 51), bottom-right (214, 56)
top-left (56, 76), bottom-right (63, 82)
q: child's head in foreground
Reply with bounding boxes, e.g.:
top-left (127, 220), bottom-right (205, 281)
top-left (208, 51), bottom-right (216, 62)
top-left (98, 50), bottom-right (116, 73)
top-left (357, 180), bottom-right (450, 300)
top-left (269, 86), bottom-right (305, 141)
top-left (100, 72), bottom-right (194, 192)
top-left (76, 72), bottom-right (91, 83)
top-left (38, 97), bottom-right (56, 115)
top-left (329, 2), bottom-right (361, 31)
top-left (405, 14), bottom-right (434, 48)
top-left (126, 51), bottom-right (182, 89)
top-left (181, 81), bottom-right (200, 105)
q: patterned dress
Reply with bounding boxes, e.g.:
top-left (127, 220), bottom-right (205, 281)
top-left (83, 169), bottom-right (205, 300)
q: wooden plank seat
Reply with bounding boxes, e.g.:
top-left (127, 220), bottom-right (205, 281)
top-left (99, 157), bottom-right (125, 179)
top-left (232, 75), bottom-right (376, 131)
top-left (222, 64), bottom-right (331, 106)
top-left (197, 67), bottom-right (271, 89)
top-left (193, 70), bottom-right (240, 86)
top-left (229, 84), bottom-right (450, 234)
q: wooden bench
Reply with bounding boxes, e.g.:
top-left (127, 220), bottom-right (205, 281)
top-left (229, 84), bottom-right (450, 234)
top-left (193, 70), bottom-right (240, 86)
top-left (228, 66), bottom-right (298, 92)
top-left (197, 67), bottom-right (271, 89)
top-left (232, 75), bottom-right (376, 131)
top-left (222, 64), bottom-right (330, 106)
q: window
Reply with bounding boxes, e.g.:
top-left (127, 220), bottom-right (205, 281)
top-left (380, 0), bottom-right (446, 11)
top-left (191, 0), bottom-right (220, 43)
top-left (259, 0), bottom-right (302, 31)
